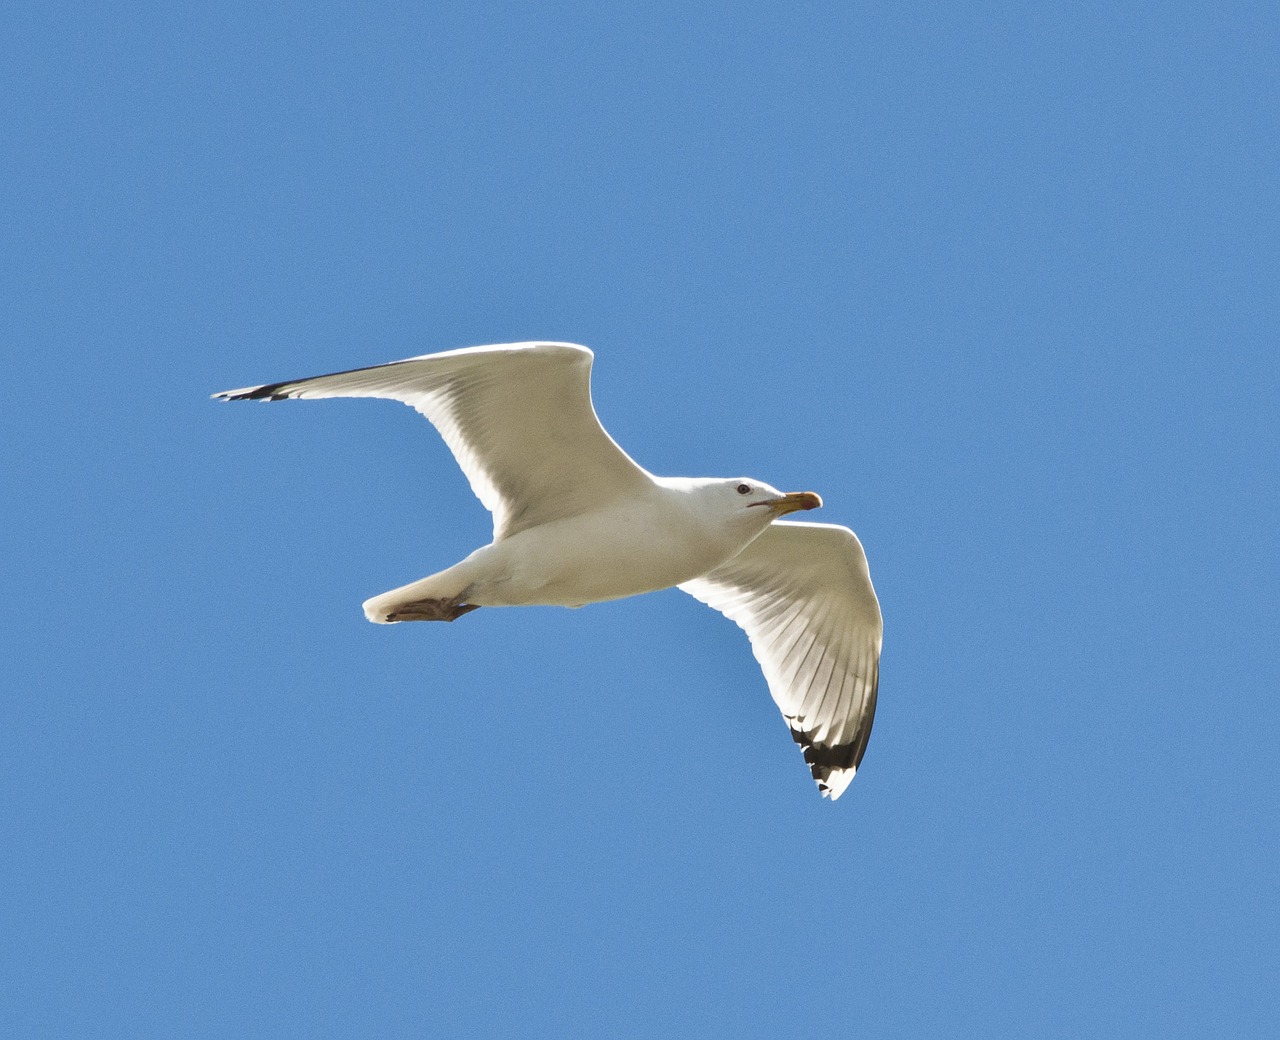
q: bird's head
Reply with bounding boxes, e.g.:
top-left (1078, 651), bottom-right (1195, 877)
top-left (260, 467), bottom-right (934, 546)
top-left (709, 477), bottom-right (823, 530)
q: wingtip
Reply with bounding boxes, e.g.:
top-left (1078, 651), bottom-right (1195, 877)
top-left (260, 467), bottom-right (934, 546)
top-left (795, 728), bottom-right (864, 801)
top-left (211, 382), bottom-right (293, 402)
top-left (817, 767), bottom-right (856, 801)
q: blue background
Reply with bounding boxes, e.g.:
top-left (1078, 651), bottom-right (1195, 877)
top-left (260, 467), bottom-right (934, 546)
top-left (4, 2), bottom-right (1277, 1036)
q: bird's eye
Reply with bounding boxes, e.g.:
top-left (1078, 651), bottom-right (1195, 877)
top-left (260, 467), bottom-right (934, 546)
top-left (736, 484), bottom-right (751, 495)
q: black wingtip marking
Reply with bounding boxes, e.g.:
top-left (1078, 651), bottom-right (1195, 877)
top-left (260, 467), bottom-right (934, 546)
top-left (216, 382), bottom-right (295, 402)
top-left (790, 690), bottom-right (879, 789)
top-left (799, 739), bottom-right (861, 773)
top-left (787, 667), bottom-right (880, 788)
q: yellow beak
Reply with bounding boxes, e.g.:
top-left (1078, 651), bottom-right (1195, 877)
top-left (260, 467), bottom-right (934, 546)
top-left (752, 490), bottom-right (823, 516)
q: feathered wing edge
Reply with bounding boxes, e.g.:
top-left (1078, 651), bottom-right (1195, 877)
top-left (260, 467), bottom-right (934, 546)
top-left (212, 342), bottom-right (653, 540)
top-left (680, 521), bottom-right (883, 800)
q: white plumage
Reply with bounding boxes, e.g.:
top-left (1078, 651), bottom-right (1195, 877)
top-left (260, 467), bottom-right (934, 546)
top-left (680, 522), bottom-right (880, 800)
top-left (215, 342), bottom-right (882, 799)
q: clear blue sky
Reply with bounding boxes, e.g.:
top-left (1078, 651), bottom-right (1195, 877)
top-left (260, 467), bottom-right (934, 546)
top-left (4, 2), bottom-right (1277, 1036)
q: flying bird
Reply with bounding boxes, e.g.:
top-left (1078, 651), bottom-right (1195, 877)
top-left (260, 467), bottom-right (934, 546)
top-left (214, 342), bottom-right (882, 799)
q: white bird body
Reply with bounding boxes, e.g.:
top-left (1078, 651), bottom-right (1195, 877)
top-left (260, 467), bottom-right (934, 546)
top-left (215, 342), bottom-right (882, 799)
top-left (369, 480), bottom-right (772, 615)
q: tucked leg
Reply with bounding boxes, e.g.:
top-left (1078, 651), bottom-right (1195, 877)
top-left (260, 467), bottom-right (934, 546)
top-left (363, 564), bottom-right (483, 624)
top-left (384, 595), bottom-right (480, 623)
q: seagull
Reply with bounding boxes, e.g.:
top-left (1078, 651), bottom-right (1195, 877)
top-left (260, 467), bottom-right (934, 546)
top-left (214, 342), bottom-right (882, 799)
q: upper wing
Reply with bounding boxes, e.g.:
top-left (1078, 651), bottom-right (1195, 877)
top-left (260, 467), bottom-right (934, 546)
top-left (213, 342), bottom-right (654, 540)
top-left (679, 520), bottom-right (883, 800)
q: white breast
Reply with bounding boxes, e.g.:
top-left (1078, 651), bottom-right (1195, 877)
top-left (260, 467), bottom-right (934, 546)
top-left (469, 494), bottom-right (755, 608)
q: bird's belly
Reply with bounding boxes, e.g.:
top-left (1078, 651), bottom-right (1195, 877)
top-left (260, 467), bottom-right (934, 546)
top-left (474, 508), bottom-right (735, 608)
